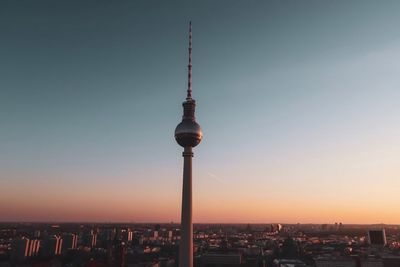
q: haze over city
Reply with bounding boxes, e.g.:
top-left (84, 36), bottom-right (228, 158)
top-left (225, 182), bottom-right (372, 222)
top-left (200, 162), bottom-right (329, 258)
top-left (1, 0), bottom-right (400, 224)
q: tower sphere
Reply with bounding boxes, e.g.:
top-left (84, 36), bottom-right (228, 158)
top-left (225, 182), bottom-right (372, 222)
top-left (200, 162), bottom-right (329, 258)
top-left (175, 116), bottom-right (202, 148)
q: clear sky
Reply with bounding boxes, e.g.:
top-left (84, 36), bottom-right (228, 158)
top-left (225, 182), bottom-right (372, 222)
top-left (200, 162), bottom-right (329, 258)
top-left (1, 0), bottom-right (400, 224)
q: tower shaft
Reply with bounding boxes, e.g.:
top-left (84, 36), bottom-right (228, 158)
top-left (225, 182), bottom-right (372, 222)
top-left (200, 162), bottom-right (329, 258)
top-left (179, 147), bottom-right (193, 267)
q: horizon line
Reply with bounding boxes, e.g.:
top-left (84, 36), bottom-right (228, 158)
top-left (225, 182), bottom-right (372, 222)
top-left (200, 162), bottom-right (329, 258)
top-left (0, 221), bottom-right (397, 226)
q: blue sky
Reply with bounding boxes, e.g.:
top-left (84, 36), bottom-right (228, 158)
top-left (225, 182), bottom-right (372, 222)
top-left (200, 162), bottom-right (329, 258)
top-left (1, 0), bottom-right (400, 223)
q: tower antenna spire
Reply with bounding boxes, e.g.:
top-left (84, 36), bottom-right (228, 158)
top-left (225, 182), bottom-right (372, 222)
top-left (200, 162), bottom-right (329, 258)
top-left (187, 21), bottom-right (192, 100)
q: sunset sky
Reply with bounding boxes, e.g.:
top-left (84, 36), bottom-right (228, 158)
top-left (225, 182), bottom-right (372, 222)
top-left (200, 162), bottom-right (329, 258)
top-left (1, 0), bottom-right (400, 224)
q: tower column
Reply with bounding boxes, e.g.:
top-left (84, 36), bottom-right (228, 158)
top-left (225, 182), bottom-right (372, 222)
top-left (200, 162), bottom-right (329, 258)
top-left (179, 146), bottom-right (193, 267)
top-left (175, 21), bottom-right (202, 267)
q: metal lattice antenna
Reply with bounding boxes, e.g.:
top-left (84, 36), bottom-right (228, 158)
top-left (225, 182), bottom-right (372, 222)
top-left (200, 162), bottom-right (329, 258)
top-left (187, 21), bottom-right (192, 100)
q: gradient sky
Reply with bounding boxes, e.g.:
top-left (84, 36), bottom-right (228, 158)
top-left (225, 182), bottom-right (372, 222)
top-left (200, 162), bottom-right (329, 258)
top-left (1, 0), bottom-right (400, 224)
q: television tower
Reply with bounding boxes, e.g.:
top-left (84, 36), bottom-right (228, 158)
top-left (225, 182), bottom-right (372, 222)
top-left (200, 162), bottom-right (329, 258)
top-left (174, 21), bottom-right (202, 267)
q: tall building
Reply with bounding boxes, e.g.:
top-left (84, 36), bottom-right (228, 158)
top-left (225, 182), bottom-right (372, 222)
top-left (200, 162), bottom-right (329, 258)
top-left (174, 21), bottom-right (203, 267)
top-left (10, 237), bottom-right (28, 262)
top-left (40, 235), bottom-right (63, 258)
top-left (91, 232), bottom-right (98, 247)
top-left (82, 229), bottom-right (98, 247)
top-left (368, 229), bottom-right (387, 246)
top-left (11, 237), bottom-right (40, 262)
top-left (27, 238), bottom-right (41, 257)
top-left (62, 233), bottom-right (78, 253)
top-left (121, 229), bottom-right (133, 242)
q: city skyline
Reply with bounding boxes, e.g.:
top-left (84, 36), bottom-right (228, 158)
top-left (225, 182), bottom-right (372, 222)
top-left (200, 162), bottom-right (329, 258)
top-left (1, 1), bottom-right (400, 224)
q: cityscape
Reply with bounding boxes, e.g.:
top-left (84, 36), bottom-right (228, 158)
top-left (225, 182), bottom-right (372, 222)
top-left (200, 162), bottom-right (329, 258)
top-left (0, 223), bottom-right (400, 267)
top-left (1, 1), bottom-right (400, 267)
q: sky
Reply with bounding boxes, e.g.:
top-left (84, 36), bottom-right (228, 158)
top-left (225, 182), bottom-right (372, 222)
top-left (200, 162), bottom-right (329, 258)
top-left (1, 0), bottom-right (400, 224)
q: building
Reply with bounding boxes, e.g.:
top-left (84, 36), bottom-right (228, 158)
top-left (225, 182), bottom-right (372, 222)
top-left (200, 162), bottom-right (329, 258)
top-left (10, 237), bottom-right (40, 262)
top-left (83, 231), bottom-right (98, 247)
top-left (361, 259), bottom-right (384, 267)
top-left (273, 259), bottom-right (307, 267)
top-left (315, 258), bottom-right (356, 267)
top-left (62, 233), bottom-right (78, 253)
top-left (201, 253), bottom-right (242, 266)
top-left (368, 229), bottom-right (387, 246)
top-left (40, 235), bottom-right (62, 257)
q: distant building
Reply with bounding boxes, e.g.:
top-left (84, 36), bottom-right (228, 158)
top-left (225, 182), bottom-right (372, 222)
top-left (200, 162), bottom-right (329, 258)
top-left (34, 230), bottom-right (41, 238)
top-left (27, 238), bottom-right (41, 257)
top-left (62, 233), bottom-right (78, 253)
top-left (273, 259), bottom-right (306, 267)
top-left (368, 229), bottom-right (387, 246)
top-left (11, 237), bottom-right (40, 262)
top-left (83, 231), bottom-right (97, 247)
top-left (121, 229), bottom-right (133, 242)
top-left (143, 229), bottom-right (158, 241)
top-left (11, 237), bottom-right (27, 262)
top-left (315, 258), bottom-right (356, 267)
top-left (160, 229), bottom-right (173, 240)
top-left (40, 235), bottom-right (62, 257)
top-left (201, 253), bottom-right (242, 266)
top-left (106, 228), bottom-right (117, 241)
top-left (91, 231), bottom-right (98, 247)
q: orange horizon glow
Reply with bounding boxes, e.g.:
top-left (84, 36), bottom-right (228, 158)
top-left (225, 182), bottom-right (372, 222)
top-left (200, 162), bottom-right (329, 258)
top-left (2, 184), bottom-right (400, 224)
